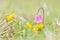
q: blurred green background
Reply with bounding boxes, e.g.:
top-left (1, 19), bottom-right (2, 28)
top-left (0, 0), bottom-right (60, 40)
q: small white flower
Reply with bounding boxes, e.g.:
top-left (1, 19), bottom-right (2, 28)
top-left (55, 18), bottom-right (60, 26)
top-left (0, 14), bottom-right (2, 19)
top-left (44, 28), bottom-right (53, 40)
top-left (42, 2), bottom-right (47, 9)
top-left (46, 11), bottom-right (50, 16)
top-left (19, 16), bottom-right (27, 22)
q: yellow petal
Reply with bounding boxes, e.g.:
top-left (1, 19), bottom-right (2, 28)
top-left (25, 22), bottom-right (32, 28)
top-left (37, 23), bottom-right (43, 28)
top-left (6, 13), bottom-right (16, 21)
top-left (33, 27), bottom-right (38, 33)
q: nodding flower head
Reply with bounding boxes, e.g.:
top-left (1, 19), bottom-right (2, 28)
top-left (34, 14), bottom-right (43, 23)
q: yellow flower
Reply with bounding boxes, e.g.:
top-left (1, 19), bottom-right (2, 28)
top-left (33, 23), bottom-right (43, 33)
top-left (6, 13), bottom-right (16, 21)
top-left (25, 22), bottom-right (32, 28)
top-left (36, 23), bottom-right (43, 29)
top-left (33, 27), bottom-right (38, 33)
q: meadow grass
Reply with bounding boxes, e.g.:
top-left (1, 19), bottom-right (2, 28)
top-left (0, 0), bottom-right (60, 40)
